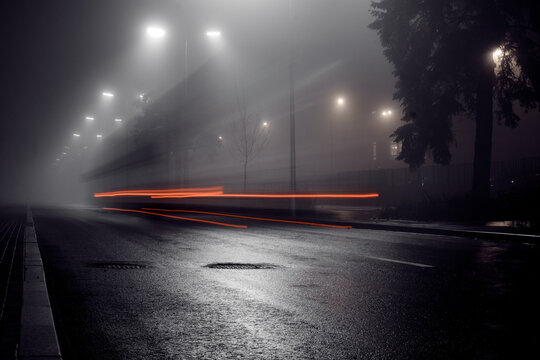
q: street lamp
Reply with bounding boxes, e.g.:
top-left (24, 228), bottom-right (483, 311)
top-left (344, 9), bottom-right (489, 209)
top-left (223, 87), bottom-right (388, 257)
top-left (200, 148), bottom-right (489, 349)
top-left (146, 26), bottom-right (166, 39)
top-left (492, 48), bottom-right (503, 62)
top-left (96, 134), bottom-right (103, 139)
top-left (85, 116), bottom-right (94, 120)
top-left (336, 97), bottom-right (345, 106)
top-left (102, 91), bottom-right (114, 98)
top-left (262, 121), bottom-right (269, 127)
top-left (73, 133), bottom-right (80, 137)
top-left (206, 30), bottom-right (222, 38)
top-left (114, 118), bottom-right (122, 123)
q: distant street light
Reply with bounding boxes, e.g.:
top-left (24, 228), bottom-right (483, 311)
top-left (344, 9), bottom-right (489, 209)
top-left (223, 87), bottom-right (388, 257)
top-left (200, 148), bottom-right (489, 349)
top-left (96, 134), bottom-right (103, 139)
top-left (146, 26), bottom-right (166, 39)
top-left (206, 30), bottom-right (222, 38)
top-left (62, 152), bottom-right (67, 155)
top-left (114, 118), bottom-right (122, 123)
top-left (102, 91), bottom-right (114, 98)
top-left (336, 97), bottom-right (345, 106)
top-left (262, 121), bottom-right (269, 127)
top-left (381, 109), bottom-right (393, 117)
top-left (492, 48), bottom-right (503, 62)
top-left (218, 136), bottom-right (223, 140)
top-left (73, 133), bottom-right (80, 137)
top-left (85, 116), bottom-right (95, 120)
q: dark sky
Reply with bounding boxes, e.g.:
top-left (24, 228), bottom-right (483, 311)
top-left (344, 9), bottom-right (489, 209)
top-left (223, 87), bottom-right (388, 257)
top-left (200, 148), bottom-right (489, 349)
top-left (1, 0), bottom-right (538, 204)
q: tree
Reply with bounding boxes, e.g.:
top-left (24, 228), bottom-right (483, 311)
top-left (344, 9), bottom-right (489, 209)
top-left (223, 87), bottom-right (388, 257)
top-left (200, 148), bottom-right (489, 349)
top-left (370, 0), bottom-right (540, 207)
top-left (233, 90), bottom-right (270, 192)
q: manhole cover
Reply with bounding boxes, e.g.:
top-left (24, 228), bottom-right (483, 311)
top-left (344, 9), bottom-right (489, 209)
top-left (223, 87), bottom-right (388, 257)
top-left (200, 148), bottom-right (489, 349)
top-left (205, 263), bottom-right (276, 270)
top-left (88, 262), bottom-right (148, 270)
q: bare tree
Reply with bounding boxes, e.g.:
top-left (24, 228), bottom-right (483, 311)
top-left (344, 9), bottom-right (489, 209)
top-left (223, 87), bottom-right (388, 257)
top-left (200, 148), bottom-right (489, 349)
top-left (233, 90), bottom-right (270, 192)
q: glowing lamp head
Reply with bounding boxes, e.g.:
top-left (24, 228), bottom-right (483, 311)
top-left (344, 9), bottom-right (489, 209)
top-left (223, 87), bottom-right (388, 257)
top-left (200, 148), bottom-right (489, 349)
top-left (102, 92), bottom-right (114, 98)
top-left (206, 30), bottom-right (222, 38)
top-left (146, 27), bottom-right (166, 39)
top-left (73, 133), bottom-right (80, 137)
top-left (218, 136), bottom-right (223, 140)
top-left (85, 116), bottom-right (94, 120)
top-left (336, 97), bottom-right (345, 106)
top-left (492, 48), bottom-right (503, 62)
top-left (114, 118), bottom-right (122, 123)
top-left (96, 134), bottom-right (103, 139)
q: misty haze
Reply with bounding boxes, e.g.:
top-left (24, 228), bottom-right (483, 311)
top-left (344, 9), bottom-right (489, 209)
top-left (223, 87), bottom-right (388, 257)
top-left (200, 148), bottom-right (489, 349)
top-left (1, 1), bottom-right (539, 359)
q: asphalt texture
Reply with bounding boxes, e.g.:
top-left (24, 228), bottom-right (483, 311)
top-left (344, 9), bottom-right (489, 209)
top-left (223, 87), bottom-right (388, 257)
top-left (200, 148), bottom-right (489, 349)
top-left (32, 206), bottom-right (539, 359)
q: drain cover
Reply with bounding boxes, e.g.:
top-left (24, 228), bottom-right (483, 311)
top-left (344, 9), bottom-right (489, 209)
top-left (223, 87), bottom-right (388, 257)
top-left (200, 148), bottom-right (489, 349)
top-left (205, 263), bottom-right (276, 270)
top-left (88, 262), bottom-right (148, 270)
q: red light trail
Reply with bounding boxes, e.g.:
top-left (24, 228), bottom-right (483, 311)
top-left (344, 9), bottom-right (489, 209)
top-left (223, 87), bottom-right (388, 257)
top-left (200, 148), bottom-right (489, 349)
top-left (103, 208), bottom-right (247, 228)
top-left (142, 208), bottom-right (353, 229)
top-left (94, 187), bottom-right (379, 199)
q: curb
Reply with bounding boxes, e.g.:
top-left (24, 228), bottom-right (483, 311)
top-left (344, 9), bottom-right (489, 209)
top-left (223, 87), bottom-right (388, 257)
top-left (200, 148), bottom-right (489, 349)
top-left (338, 221), bottom-right (539, 243)
top-left (19, 208), bottom-right (62, 359)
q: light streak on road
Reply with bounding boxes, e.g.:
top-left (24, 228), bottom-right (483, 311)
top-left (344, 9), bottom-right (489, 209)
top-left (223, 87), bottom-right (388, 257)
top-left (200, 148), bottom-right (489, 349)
top-left (94, 187), bottom-right (224, 197)
top-left (103, 208), bottom-right (247, 228)
top-left (142, 208), bottom-right (353, 228)
top-left (94, 187), bottom-right (378, 199)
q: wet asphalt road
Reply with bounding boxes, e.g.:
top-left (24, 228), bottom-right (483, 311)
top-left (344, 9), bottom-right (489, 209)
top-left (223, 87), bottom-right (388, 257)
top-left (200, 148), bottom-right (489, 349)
top-left (32, 206), bottom-right (539, 359)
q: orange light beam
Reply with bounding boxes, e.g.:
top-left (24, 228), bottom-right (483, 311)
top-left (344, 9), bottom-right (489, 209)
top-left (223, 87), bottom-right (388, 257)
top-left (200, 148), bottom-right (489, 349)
top-left (151, 193), bottom-right (379, 199)
top-left (103, 208), bottom-right (247, 229)
top-left (142, 208), bottom-right (353, 229)
top-left (94, 186), bottom-right (223, 198)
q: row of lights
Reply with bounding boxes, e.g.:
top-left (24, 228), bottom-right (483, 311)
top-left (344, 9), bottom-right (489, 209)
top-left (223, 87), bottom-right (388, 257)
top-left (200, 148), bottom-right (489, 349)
top-left (57, 25), bottom-right (223, 163)
top-left (336, 96), bottom-right (393, 118)
top-left (146, 26), bottom-right (222, 39)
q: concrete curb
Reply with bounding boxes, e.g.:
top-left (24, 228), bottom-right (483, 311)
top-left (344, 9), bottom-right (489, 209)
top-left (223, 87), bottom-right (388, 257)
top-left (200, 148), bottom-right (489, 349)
top-left (324, 220), bottom-right (539, 243)
top-left (19, 208), bottom-right (62, 359)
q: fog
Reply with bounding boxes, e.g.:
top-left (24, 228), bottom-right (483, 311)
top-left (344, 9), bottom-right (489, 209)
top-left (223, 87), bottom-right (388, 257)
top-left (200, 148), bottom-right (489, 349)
top-left (1, 0), bottom-right (539, 206)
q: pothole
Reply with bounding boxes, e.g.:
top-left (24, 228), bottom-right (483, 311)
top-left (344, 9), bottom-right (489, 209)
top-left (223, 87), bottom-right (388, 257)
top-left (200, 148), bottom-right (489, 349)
top-left (204, 263), bottom-right (277, 270)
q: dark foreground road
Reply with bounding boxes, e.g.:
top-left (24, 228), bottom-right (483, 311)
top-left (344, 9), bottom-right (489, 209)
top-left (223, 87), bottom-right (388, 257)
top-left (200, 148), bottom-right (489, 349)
top-left (32, 206), bottom-right (539, 359)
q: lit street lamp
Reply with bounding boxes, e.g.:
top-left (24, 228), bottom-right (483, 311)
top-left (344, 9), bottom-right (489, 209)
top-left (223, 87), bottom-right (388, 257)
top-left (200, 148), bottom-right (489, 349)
top-left (85, 116), bottom-right (94, 120)
top-left (206, 30), bottom-right (222, 38)
top-left (114, 118), bottom-right (123, 123)
top-left (102, 91), bottom-right (114, 98)
top-left (73, 133), bottom-right (80, 137)
top-left (146, 26), bottom-right (166, 39)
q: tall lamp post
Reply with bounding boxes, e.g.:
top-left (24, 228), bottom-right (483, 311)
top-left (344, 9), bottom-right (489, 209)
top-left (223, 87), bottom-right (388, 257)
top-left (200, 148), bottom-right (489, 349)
top-left (289, 0), bottom-right (297, 215)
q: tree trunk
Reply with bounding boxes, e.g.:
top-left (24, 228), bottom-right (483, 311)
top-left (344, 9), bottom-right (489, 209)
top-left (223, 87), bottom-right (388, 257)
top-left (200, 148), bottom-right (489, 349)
top-left (472, 53), bottom-right (496, 214)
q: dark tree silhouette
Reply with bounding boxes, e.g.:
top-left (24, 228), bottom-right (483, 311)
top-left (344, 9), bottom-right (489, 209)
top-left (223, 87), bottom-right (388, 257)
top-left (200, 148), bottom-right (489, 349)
top-left (370, 0), bottom-right (540, 206)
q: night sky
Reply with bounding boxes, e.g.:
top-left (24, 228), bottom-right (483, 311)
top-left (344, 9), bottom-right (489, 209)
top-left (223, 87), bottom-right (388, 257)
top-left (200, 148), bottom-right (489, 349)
top-left (1, 0), bottom-right (538, 204)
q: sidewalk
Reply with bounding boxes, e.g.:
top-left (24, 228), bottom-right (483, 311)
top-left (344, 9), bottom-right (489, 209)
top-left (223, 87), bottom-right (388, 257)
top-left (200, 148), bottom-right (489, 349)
top-left (309, 205), bottom-right (539, 243)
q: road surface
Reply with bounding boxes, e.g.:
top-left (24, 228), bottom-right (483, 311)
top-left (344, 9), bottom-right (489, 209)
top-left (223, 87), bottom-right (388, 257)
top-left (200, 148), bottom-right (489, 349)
top-left (32, 206), bottom-right (539, 359)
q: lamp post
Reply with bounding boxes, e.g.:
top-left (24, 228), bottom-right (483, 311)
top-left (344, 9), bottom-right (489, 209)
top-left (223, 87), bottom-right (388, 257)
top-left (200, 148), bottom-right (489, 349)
top-left (289, 0), bottom-right (297, 216)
